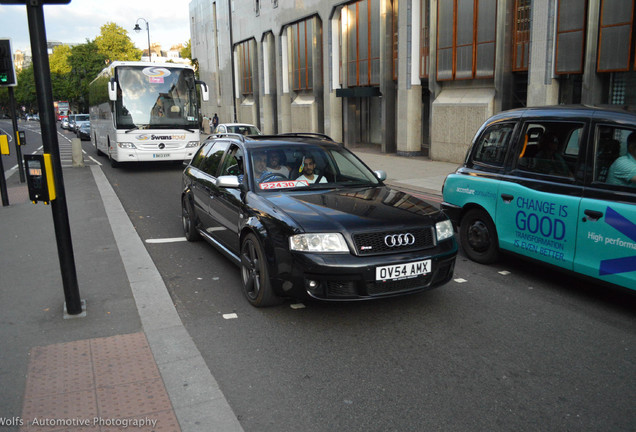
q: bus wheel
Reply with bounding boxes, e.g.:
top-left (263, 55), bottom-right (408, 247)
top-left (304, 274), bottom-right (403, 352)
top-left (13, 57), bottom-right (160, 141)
top-left (109, 153), bottom-right (119, 168)
top-left (94, 135), bottom-right (103, 156)
top-left (459, 208), bottom-right (499, 264)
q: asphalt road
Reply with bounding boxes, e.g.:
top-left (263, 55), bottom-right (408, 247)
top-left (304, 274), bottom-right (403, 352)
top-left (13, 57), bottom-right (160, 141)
top-left (14, 124), bottom-right (636, 431)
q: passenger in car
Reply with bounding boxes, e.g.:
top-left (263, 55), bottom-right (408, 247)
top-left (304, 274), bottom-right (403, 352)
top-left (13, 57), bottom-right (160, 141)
top-left (606, 131), bottom-right (636, 187)
top-left (534, 132), bottom-right (571, 177)
top-left (267, 150), bottom-right (290, 178)
top-left (296, 155), bottom-right (327, 184)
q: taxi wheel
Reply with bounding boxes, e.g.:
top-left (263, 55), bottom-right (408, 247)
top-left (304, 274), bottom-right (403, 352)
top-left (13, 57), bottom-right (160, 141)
top-left (182, 196), bottom-right (200, 242)
top-left (460, 208), bottom-right (499, 264)
top-left (240, 233), bottom-right (280, 307)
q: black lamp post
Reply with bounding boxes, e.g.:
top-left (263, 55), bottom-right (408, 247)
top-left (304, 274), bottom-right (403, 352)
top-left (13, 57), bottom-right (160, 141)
top-left (133, 18), bottom-right (151, 62)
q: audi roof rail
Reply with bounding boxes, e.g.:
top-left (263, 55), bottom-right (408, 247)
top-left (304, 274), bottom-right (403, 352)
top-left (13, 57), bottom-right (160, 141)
top-left (212, 132), bottom-right (246, 142)
top-left (278, 132), bottom-right (335, 141)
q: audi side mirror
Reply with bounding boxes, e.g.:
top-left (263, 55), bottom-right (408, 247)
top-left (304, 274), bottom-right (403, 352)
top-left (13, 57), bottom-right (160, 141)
top-left (374, 170), bottom-right (387, 181)
top-left (216, 175), bottom-right (240, 188)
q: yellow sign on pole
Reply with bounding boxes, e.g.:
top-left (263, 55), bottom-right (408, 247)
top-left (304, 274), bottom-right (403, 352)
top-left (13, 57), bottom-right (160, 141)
top-left (0, 134), bottom-right (9, 155)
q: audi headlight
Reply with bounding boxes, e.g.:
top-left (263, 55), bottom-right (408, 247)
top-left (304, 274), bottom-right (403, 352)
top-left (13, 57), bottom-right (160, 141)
top-left (118, 142), bottom-right (136, 149)
top-left (289, 233), bottom-right (349, 253)
top-left (436, 219), bottom-right (454, 242)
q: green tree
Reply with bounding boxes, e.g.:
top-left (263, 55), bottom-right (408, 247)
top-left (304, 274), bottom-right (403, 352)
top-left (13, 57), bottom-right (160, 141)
top-left (180, 39), bottom-right (191, 61)
top-left (48, 45), bottom-right (74, 105)
top-left (49, 45), bottom-right (72, 74)
top-left (94, 22), bottom-right (142, 63)
top-left (13, 65), bottom-right (37, 113)
top-left (67, 40), bottom-right (108, 112)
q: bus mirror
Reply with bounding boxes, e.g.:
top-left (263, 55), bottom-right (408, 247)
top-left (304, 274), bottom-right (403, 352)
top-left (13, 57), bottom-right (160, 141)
top-left (108, 78), bottom-right (117, 101)
top-left (196, 80), bottom-right (209, 102)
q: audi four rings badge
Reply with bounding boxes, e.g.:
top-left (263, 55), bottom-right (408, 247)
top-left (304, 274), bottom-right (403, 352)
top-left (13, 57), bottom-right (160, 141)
top-left (384, 233), bottom-right (415, 247)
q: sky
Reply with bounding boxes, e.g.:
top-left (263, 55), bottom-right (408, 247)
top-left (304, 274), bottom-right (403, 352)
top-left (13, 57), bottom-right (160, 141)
top-left (0, 0), bottom-right (192, 53)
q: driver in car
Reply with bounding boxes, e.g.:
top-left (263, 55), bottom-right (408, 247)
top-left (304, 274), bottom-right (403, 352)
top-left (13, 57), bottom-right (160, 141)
top-left (253, 151), bottom-right (283, 184)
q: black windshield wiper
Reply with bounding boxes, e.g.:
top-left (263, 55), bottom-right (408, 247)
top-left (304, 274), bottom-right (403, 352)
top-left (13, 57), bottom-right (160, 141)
top-left (124, 126), bottom-right (139, 133)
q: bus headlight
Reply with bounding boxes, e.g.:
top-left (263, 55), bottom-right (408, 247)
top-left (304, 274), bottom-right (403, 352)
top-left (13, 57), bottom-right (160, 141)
top-left (186, 141), bottom-right (200, 148)
top-left (118, 142), bottom-right (137, 149)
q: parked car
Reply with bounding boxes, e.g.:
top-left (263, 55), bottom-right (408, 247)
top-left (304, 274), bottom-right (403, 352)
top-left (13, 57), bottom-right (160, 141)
top-left (77, 121), bottom-right (91, 141)
top-left (181, 133), bottom-right (457, 307)
top-left (441, 105), bottom-right (636, 291)
top-left (213, 123), bottom-right (262, 136)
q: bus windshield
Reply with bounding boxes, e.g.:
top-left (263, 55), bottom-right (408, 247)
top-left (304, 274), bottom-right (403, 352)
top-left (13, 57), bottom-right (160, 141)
top-left (115, 66), bottom-right (198, 130)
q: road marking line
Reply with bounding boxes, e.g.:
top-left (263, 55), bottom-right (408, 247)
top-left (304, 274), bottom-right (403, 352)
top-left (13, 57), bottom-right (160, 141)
top-left (223, 313), bottom-right (238, 319)
top-left (145, 237), bottom-right (188, 244)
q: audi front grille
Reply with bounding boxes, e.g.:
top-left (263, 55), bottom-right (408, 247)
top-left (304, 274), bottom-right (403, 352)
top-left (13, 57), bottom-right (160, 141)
top-left (352, 228), bottom-right (435, 256)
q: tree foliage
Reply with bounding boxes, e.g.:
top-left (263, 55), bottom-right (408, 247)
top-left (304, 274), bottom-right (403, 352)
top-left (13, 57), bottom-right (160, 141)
top-left (67, 41), bottom-right (108, 112)
top-left (94, 22), bottom-right (142, 63)
top-left (180, 39), bottom-right (192, 61)
top-left (13, 65), bottom-right (37, 114)
top-left (49, 45), bottom-right (72, 74)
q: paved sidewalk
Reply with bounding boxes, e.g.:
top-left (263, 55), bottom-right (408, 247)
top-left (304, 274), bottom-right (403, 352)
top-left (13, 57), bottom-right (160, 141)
top-left (350, 146), bottom-right (459, 196)
top-left (1, 165), bottom-right (243, 432)
top-left (0, 143), bottom-right (456, 432)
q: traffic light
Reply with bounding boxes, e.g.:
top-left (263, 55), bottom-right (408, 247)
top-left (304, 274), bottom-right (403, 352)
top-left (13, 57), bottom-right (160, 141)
top-left (0, 38), bottom-right (17, 87)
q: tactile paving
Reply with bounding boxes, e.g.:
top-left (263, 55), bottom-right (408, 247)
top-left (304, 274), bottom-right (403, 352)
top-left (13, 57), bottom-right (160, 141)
top-left (20, 332), bottom-right (181, 432)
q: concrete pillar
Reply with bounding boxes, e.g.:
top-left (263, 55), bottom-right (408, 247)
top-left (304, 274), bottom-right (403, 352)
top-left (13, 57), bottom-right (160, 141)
top-left (328, 93), bottom-right (343, 143)
top-left (581, 0), bottom-right (604, 105)
top-left (379, 0), bottom-right (396, 153)
top-left (396, 0), bottom-right (423, 156)
top-left (527, 0), bottom-right (559, 106)
top-left (72, 138), bottom-right (84, 167)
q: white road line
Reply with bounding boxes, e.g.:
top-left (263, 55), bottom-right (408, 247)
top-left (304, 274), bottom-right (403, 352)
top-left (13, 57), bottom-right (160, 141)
top-left (145, 237), bottom-right (188, 244)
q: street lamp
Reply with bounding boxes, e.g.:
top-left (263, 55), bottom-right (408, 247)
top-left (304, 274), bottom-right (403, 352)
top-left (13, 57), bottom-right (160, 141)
top-left (133, 18), bottom-right (151, 62)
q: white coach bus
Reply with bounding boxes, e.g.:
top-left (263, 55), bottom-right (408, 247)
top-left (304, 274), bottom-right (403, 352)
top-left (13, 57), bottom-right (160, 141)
top-left (89, 61), bottom-right (208, 167)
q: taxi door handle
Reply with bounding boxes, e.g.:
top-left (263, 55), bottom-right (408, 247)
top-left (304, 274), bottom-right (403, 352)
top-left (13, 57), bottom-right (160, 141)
top-left (583, 209), bottom-right (603, 222)
top-left (501, 194), bottom-right (514, 203)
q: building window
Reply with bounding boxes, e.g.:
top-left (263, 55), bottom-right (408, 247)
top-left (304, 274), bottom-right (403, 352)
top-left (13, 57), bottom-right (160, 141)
top-left (420, 0), bottom-right (430, 79)
top-left (436, 0), bottom-right (496, 81)
top-left (237, 40), bottom-right (253, 96)
top-left (598, 0), bottom-right (634, 72)
top-left (513, 0), bottom-right (530, 72)
top-left (555, 0), bottom-right (587, 74)
top-left (289, 18), bottom-right (314, 91)
top-left (342, 0), bottom-right (381, 87)
top-left (255, 0), bottom-right (260, 16)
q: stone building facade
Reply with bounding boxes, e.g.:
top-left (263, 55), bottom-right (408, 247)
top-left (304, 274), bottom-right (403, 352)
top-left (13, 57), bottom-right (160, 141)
top-left (190, 0), bottom-right (636, 163)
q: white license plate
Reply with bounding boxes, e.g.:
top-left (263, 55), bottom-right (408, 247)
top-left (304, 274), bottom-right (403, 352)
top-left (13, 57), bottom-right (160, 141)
top-left (153, 153), bottom-right (171, 158)
top-left (375, 259), bottom-right (431, 281)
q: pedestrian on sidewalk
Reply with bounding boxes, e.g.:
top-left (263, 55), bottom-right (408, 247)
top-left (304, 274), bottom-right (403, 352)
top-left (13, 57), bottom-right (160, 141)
top-left (211, 113), bottom-right (219, 133)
